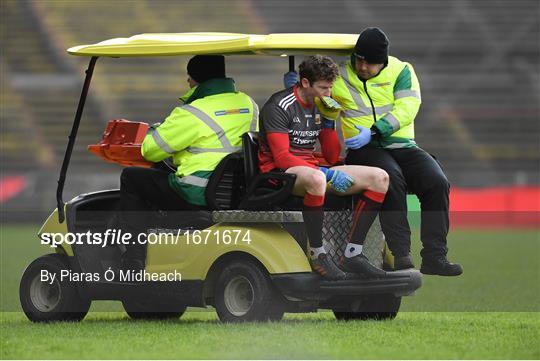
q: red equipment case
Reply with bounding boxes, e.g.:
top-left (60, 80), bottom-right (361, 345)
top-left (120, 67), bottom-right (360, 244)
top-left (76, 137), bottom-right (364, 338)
top-left (88, 119), bottom-right (153, 167)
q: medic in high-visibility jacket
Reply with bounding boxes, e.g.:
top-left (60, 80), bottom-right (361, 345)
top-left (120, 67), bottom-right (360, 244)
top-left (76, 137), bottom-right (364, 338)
top-left (119, 55), bottom-right (258, 270)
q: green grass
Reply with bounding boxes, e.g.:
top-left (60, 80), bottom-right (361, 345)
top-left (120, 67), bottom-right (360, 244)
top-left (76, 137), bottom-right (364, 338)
top-left (403, 228), bottom-right (540, 312)
top-left (1, 224), bottom-right (539, 359)
top-left (1, 311), bottom-right (539, 359)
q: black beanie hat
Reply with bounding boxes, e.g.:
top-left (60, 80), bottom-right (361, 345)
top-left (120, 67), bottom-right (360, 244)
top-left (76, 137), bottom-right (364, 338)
top-left (353, 27), bottom-right (389, 64)
top-left (187, 55), bottom-right (226, 84)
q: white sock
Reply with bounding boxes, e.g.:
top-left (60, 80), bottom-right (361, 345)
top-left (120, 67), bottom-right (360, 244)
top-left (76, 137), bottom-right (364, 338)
top-left (344, 243), bottom-right (363, 258)
top-left (309, 246), bottom-right (326, 260)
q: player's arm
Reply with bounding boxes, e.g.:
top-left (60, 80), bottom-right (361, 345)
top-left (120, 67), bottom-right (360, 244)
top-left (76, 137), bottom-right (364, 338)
top-left (318, 117), bottom-right (341, 165)
top-left (261, 102), bottom-right (317, 169)
top-left (266, 133), bottom-right (317, 169)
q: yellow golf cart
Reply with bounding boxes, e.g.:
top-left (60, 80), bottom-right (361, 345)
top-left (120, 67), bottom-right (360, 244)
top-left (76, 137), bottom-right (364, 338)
top-left (19, 33), bottom-right (421, 323)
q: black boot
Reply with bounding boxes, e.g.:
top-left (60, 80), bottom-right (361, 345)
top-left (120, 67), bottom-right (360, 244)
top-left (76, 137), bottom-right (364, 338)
top-left (340, 254), bottom-right (386, 277)
top-left (394, 253), bottom-right (415, 270)
top-left (310, 253), bottom-right (347, 281)
top-left (420, 257), bottom-right (462, 276)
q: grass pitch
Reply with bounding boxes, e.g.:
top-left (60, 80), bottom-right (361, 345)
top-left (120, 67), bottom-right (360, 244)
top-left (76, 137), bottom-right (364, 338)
top-left (1, 224), bottom-right (539, 359)
top-left (1, 311), bottom-right (538, 359)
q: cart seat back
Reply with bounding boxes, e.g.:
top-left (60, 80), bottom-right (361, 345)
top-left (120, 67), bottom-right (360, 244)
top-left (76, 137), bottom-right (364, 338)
top-left (205, 152), bottom-right (245, 210)
top-left (242, 131), bottom-right (260, 184)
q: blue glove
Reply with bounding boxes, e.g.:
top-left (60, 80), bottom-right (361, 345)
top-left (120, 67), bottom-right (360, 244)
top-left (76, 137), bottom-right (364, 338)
top-left (319, 167), bottom-right (355, 193)
top-left (283, 71), bottom-right (298, 88)
top-left (344, 125), bottom-right (371, 149)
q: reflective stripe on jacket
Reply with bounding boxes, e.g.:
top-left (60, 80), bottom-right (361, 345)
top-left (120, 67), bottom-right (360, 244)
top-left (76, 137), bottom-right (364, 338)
top-left (142, 91), bottom-right (257, 176)
top-left (330, 56), bottom-right (421, 149)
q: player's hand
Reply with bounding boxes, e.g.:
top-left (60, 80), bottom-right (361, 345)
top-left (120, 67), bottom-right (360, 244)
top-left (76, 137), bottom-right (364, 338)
top-left (283, 71), bottom-right (298, 88)
top-left (320, 167), bottom-right (355, 193)
top-left (344, 125), bottom-right (371, 149)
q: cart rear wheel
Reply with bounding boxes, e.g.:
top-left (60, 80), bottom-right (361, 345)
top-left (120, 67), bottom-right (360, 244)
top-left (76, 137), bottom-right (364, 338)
top-left (333, 294), bottom-right (401, 321)
top-left (19, 254), bottom-right (91, 322)
top-left (214, 260), bottom-right (284, 323)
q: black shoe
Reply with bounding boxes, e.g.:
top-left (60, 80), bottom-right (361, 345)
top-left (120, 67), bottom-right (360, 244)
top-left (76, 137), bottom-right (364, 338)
top-left (420, 257), bottom-right (463, 276)
top-left (340, 253), bottom-right (386, 277)
top-left (310, 253), bottom-right (346, 280)
top-left (394, 254), bottom-right (415, 270)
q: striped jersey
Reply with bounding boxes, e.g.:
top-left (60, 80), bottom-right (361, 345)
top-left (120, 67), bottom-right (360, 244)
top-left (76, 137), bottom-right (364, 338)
top-left (258, 85), bottom-right (323, 172)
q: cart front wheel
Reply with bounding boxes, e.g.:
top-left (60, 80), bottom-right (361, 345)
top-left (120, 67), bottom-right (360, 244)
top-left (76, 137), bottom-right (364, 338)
top-left (19, 254), bottom-right (91, 322)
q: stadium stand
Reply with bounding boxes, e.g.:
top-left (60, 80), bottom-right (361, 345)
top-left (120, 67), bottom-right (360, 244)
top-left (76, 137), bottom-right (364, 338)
top-left (251, 0), bottom-right (540, 186)
top-left (1, 0), bottom-right (538, 221)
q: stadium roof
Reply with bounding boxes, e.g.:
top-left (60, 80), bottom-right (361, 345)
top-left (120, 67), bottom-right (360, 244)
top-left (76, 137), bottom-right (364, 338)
top-left (67, 32), bottom-right (358, 57)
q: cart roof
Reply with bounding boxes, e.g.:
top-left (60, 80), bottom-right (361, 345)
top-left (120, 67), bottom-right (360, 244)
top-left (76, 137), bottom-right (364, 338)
top-left (67, 32), bottom-right (358, 57)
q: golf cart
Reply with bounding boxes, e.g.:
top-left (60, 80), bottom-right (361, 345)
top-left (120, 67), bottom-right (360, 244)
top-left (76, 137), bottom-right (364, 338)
top-left (19, 33), bottom-right (421, 323)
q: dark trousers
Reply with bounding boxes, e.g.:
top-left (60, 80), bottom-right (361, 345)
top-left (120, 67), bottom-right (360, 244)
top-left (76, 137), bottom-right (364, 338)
top-left (346, 146), bottom-right (450, 260)
top-left (120, 167), bottom-right (203, 259)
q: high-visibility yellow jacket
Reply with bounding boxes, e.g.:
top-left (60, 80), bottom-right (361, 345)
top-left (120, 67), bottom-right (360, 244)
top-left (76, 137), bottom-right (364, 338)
top-left (141, 78), bottom-right (258, 205)
top-left (328, 56), bottom-right (421, 149)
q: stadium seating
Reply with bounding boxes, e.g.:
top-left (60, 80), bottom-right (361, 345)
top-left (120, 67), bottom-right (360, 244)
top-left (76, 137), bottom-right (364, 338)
top-left (1, 0), bottom-right (538, 221)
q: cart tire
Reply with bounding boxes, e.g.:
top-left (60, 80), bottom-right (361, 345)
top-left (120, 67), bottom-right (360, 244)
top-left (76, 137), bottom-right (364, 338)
top-left (19, 254), bottom-right (91, 322)
top-left (122, 299), bottom-right (186, 320)
top-left (333, 294), bottom-right (401, 321)
top-left (214, 260), bottom-right (285, 323)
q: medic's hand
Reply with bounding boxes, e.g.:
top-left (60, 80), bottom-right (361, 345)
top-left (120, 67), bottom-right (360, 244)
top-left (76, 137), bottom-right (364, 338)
top-left (283, 71), bottom-right (298, 88)
top-left (320, 167), bottom-right (355, 193)
top-left (344, 125), bottom-right (371, 149)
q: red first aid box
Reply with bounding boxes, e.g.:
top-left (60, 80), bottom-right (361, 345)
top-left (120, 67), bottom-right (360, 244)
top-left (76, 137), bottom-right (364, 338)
top-left (88, 119), bottom-right (153, 167)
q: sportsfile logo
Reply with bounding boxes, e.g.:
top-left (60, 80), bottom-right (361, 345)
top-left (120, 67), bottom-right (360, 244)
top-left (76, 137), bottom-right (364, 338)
top-left (39, 229), bottom-right (252, 248)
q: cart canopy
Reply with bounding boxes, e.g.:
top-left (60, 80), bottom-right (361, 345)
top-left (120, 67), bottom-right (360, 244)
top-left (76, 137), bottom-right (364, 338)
top-left (67, 32), bottom-right (358, 57)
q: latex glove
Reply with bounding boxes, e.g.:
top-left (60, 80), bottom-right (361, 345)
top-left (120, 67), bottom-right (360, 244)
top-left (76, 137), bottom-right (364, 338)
top-left (320, 167), bottom-right (355, 193)
top-left (344, 125), bottom-right (371, 149)
top-left (283, 71), bottom-right (298, 88)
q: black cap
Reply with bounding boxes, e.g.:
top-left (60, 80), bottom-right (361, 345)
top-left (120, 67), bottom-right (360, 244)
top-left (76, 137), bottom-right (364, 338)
top-left (353, 27), bottom-right (389, 64)
top-left (187, 55), bottom-right (226, 84)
